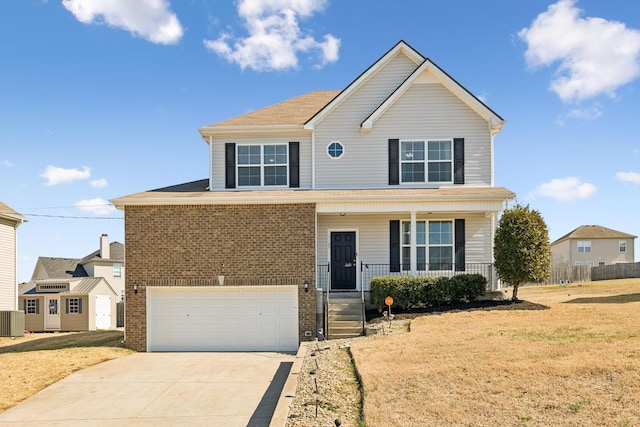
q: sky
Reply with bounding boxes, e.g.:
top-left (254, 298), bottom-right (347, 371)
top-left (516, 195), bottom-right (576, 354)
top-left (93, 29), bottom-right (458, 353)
top-left (2, 0), bottom-right (640, 283)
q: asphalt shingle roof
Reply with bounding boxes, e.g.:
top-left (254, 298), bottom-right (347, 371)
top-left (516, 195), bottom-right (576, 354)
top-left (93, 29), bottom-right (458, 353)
top-left (552, 225), bottom-right (637, 245)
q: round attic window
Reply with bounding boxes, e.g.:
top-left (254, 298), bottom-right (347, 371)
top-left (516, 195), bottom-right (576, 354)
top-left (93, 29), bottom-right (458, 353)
top-left (327, 141), bottom-right (344, 159)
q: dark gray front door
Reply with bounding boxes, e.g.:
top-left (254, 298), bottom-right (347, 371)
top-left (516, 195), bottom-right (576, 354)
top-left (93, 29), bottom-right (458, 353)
top-left (331, 232), bottom-right (356, 290)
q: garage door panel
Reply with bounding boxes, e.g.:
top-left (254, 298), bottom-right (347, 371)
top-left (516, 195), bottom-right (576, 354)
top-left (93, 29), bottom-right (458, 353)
top-left (147, 286), bottom-right (299, 352)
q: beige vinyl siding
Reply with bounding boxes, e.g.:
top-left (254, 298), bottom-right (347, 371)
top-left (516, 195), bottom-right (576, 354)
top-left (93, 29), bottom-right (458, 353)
top-left (315, 73), bottom-right (493, 188)
top-left (569, 238), bottom-right (636, 266)
top-left (317, 212), bottom-right (493, 266)
top-left (210, 133), bottom-right (312, 190)
top-left (21, 296), bottom-right (45, 332)
top-left (0, 219), bottom-right (17, 310)
top-left (60, 296), bottom-right (89, 331)
top-left (551, 240), bottom-right (571, 269)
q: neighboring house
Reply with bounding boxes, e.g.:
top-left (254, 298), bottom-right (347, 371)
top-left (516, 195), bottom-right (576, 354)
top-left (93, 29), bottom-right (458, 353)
top-left (30, 234), bottom-right (125, 300)
top-left (551, 225), bottom-right (637, 269)
top-left (0, 201), bottom-right (27, 311)
top-left (18, 234), bottom-right (123, 332)
top-left (111, 40), bottom-right (515, 352)
top-left (19, 277), bottom-right (117, 332)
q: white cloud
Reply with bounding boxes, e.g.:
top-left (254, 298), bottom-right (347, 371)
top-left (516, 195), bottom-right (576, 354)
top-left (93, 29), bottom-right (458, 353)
top-left (41, 166), bottom-right (91, 186)
top-left (519, 0), bottom-right (640, 103)
top-left (556, 103), bottom-right (603, 125)
top-left (74, 198), bottom-right (117, 215)
top-left (616, 171), bottom-right (640, 185)
top-left (62, 0), bottom-right (183, 45)
top-left (204, 0), bottom-right (340, 71)
top-left (90, 178), bottom-right (108, 188)
top-left (1, 160), bottom-right (12, 167)
top-left (529, 177), bottom-right (597, 202)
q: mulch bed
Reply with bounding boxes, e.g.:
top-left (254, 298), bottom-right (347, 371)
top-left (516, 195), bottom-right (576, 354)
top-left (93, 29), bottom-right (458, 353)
top-left (366, 299), bottom-right (549, 323)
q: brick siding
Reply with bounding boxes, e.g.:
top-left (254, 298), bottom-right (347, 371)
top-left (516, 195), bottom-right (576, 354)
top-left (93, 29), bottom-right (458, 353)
top-left (124, 203), bottom-right (316, 351)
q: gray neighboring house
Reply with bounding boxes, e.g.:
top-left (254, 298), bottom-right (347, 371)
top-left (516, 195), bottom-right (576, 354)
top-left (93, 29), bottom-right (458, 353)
top-left (0, 201), bottom-right (27, 312)
top-left (551, 225), bottom-right (637, 269)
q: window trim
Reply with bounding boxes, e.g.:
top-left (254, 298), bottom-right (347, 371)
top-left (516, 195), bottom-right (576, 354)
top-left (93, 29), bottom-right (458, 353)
top-left (399, 139), bottom-right (454, 185)
top-left (577, 241), bottom-right (591, 253)
top-left (400, 220), bottom-right (453, 271)
top-left (25, 298), bottom-right (38, 315)
top-left (236, 143), bottom-right (289, 187)
top-left (67, 297), bottom-right (81, 314)
top-left (619, 240), bottom-right (627, 253)
top-left (113, 263), bottom-right (122, 278)
top-left (327, 141), bottom-right (344, 159)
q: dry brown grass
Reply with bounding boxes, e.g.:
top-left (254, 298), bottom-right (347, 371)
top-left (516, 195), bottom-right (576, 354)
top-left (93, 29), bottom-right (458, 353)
top-left (0, 331), bottom-right (133, 413)
top-left (351, 279), bottom-right (640, 427)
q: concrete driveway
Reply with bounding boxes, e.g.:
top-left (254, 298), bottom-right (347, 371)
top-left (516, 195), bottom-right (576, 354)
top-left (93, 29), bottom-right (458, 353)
top-left (0, 352), bottom-right (299, 426)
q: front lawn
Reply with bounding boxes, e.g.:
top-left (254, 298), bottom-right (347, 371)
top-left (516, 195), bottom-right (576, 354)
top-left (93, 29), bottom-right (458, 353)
top-left (351, 279), bottom-right (640, 426)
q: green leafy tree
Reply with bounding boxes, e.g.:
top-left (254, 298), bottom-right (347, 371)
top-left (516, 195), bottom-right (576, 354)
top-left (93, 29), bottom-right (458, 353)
top-left (494, 204), bottom-right (551, 301)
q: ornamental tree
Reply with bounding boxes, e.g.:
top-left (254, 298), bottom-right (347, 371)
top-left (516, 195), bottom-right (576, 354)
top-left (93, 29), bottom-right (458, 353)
top-left (494, 204), bottom-right (551, 301)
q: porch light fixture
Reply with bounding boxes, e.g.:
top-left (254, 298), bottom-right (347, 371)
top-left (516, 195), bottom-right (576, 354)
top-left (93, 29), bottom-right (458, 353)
top-left (133, 281), bottom-right (139, 294)
top-left (304, 280), bottom-right (309, 292)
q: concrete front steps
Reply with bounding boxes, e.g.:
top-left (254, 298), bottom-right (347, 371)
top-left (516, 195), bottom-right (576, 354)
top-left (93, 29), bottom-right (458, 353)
top-left (327, 295), bottom-right (364, 340)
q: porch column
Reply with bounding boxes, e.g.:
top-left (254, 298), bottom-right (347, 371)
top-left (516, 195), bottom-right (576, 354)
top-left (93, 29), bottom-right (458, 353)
top-left (410, 211), bottom-right (417, 276)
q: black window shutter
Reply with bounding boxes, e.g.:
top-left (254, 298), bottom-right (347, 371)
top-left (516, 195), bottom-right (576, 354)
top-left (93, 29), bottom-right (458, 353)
top-left (36, 299), bottom-right (40, 314)
top-left (79, 298), bottom-right (83, 314)
top-left (455, 219), bottom-right (465, 271)
top-left (225, 143), bottom-right (236, 189)
top-left (390, 220), bottom-right (400, 272)
top-left (388, 139), bottom-right (399, 185)
top-left (289, 141), bottom-right (300, 188)
top-left (454, 138), bottom-right (464, 184)
top-left (23, 299), bottom-right (26, 313)
top-left (65, 298), bottom-right (70, 314)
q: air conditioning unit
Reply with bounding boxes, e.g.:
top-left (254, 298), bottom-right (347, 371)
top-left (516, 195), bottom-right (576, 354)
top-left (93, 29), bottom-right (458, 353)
top-left (0, 311), bottom-right (25, 337)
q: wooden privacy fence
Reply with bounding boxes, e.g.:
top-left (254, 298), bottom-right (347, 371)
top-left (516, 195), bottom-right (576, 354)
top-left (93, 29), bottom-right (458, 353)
top-left (591, 262), bottom-right (640, 281)
top-left (546, 265), bottom-right (591, 284)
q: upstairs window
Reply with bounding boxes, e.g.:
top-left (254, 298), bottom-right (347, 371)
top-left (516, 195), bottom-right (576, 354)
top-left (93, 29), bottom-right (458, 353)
top-left (619, 240), bottom-right (627, 253)
top-left (401, 140), bottom-right (452, 184)
top-left (577, 241), bottom-right (591, 253)
top-left (113, 263), bottom-right (122, 278)
top-left (327, 141), bottom-right (344, 159)
top-left (237, 144), bottom-right (288, 187)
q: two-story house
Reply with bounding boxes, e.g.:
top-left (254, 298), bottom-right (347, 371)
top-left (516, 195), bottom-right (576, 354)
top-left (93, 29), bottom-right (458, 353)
top-left (112, 40), bottom-right (515, 352)
top-left (551, 225), bottom-right (636, 269)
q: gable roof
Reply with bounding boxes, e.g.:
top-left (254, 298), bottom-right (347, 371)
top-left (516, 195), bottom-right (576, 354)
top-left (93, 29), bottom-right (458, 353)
top-left (552, 225), bottom-right (637, 245)
top-left (304, 40), bottom-right (504, 133)
top-left (34, 257), bottom-right (88, 280)
top-left (19, 277), bottom-right (116, 296)
top-left (0, 201), bottom-right (27, 224)
top-left (198, 90), bottom-right (340, 136)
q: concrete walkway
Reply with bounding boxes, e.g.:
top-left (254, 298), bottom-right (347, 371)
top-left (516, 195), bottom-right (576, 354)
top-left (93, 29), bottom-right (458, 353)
top-left (0, 352), bottom-right (299, 426)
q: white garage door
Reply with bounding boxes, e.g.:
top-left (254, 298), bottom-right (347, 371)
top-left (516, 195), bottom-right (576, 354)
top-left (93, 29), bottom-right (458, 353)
top-left (147, 286), bottom-right (299, 352)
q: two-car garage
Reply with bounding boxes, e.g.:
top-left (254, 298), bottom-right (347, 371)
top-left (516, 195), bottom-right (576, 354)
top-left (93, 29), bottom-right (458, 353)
top-left (146, 286), bottom-right (299, 352)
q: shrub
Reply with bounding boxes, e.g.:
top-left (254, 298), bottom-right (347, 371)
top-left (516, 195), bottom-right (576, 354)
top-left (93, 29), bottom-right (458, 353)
top-left (369, 274), bottom-right (487, 311)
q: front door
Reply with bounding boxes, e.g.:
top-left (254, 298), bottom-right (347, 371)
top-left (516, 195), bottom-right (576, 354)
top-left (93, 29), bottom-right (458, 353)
top-left (44, 296), bottom-right (60, 330)
top-left (331, 232), bottom-right (357, 290)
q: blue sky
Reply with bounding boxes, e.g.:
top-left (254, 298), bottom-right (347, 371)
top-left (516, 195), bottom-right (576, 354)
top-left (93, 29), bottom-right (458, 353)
top-left (2, 0), bottom-right (640, 283)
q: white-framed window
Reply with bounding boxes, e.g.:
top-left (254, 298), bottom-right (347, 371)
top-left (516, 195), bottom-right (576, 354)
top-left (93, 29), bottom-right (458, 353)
top-left (237, 144), bottom-right (288, 186)
top-left (577, 241), bottom-right (591, 253)
top-left (25, 298), bottom-right (38, 315)
top-left (587, 261), bottom-right (594, 267)
top-left (327, 141), bottom-right (344, 159)
top-left (113, 263), bottom-right (122, 278)
top-left (400, 140), bottom-right (452, 184)
top-left (67, 298), bottom-right (81, 314)
top-left (599, 261), bottom-right (605, 266)
top-left (401, 221), bottom-right (426, 271)
top-left (575, 261), bottom-right (583, 266)
top-left (400, 220), bottom-right (453, 271)
top-left (619, 240), bottom-right (626, 253)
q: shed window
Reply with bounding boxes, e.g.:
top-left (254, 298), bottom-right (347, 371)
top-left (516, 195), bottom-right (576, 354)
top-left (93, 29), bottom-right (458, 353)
top-left (66, 298), bottom-right (82, 314)
top-left (25, 299), bottom-right (39, 315)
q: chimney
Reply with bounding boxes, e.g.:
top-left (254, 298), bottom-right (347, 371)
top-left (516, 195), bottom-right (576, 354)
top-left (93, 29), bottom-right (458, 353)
top-left (100, 234), bottom-right (110, 259)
